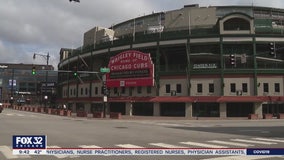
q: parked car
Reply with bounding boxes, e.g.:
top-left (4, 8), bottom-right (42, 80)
top-left (0, 103), bottom-right (3, 113)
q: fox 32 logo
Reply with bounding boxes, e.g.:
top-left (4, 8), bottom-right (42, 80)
top-left (13, 135), bottom-right (46, 149)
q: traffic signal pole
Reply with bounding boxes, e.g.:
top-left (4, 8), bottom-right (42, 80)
top-left (33, 52), bottom-right (50, 108)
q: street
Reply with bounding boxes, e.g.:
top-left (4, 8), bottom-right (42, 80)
top-left (1, 108), bottom-right (284, 160)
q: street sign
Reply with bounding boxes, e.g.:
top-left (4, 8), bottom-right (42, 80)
top-left (100, 67), bottom-right (110, 73)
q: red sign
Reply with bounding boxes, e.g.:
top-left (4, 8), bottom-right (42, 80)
top-left (106, 50), bottom-right (154, 87)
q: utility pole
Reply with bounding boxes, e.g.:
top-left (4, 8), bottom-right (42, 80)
top-left (33, 52), bottom-right (50, 108)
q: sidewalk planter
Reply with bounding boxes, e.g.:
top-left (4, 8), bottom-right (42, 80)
top-left (93, 112), bottom-right (103, 118)
top-left (87, 113), bottom-right (93, 118)
top-left (77, 111), bottom-right (86, 117)
top-left (277, 113), bottom-right (284, 119)
top-left (263, 114), bottom-right (273, 119)
top-left (110, 112), bottom-right (121, 119)
top-left (51, 109), bottom-right (57, 115)
top-left (38, 107), bottom-right (45, 113)
top-left (59, 109), bottom-right (65, 116)
top-left (66, 110), bottom-right (72, 117)
top-left (48, 108), bottom-right (52, 114)
top-left (248, 114), bottom-right (258, 119)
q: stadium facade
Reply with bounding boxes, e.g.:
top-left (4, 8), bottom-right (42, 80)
top-left (58, 4), bottom-right (284, 118)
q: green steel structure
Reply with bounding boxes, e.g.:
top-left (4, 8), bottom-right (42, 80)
top-left (58, 4), bottom-right (284, 118)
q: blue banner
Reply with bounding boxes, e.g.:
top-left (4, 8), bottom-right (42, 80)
top-left (13, 135), bottom-right (46, 149)
top-left (247, 148), bottom-right (284, 155)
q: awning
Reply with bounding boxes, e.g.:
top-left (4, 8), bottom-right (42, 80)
top-left (217, 96), bottom-right (262, 102)
top-left (108, 97), bottom-right (152, 102)
top-left (149, 96), bottom-right (219, 102)
top-left (150, 96), bottom-right (194, 102)
top-left (259, 96), bottom-right (284, 102)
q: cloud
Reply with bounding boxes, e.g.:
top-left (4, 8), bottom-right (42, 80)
top-left (0, 0), bottom-right (283, 69)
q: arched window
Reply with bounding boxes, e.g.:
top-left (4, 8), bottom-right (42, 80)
top-left (224, 18), bottom-right (250, 31)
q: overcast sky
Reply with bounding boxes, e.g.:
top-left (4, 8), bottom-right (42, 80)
top-left (0, 0), bottom-right (283, 69)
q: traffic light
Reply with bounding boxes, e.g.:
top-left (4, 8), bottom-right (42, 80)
top-left (102, 82), bottom-right (109, 95)
top-left (32, 66), bottom-right (36, 75)
top-left (73, 71), bottom-right (78, 77)
top-left (229, 54), bottom-right (236, 66)
top-left (72, 66), bottom-right (78, 77)
top-left (269, 42), bottom-right (275, 56)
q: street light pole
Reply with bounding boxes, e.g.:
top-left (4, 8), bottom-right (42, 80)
top-left (33, 52), bottom-right (50, 108)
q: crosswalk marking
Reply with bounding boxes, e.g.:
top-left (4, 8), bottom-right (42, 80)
top-left (252, 138), bottom-right (284, 143)
top-left (149, 143), bottom-right (185, 148)
top-left (201, 155), bottom-right (283, 160)
top-left (78, 145), bottom-right (101, 148)
top-left (47, 146), bottom-right (78, 159)
top-left (180, 141), bottom-right (227, 148)
top-left (0, 137), bottom-right (283, 159)
top-left (0, 146), bottom-right (30, 159)
top-left (116, 144), bottom-right (144, 148)
top-left (207, 140), bottom-right (254, 147)
top-left (231, 139), bottom-right (277, 145)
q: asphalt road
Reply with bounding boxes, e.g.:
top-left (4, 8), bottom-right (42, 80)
top-left (1, 108), bottom-right (284, 160)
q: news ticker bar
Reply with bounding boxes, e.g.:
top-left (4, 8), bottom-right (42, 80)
top-left (12, 148), bottom-right (284, 156)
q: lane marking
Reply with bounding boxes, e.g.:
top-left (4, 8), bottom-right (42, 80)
top-left (180, 141), bottom-right (227, 148)
top-left (116, 144), bottom-right (144, 148)
top-left (149, 143), bottom-right (185, 148)
top-left (208, 140), bottom-right (254, 147)
top-left (47, 145), bottom-right (79, 158)
top-left (231, 139), bottom-right (277, 145)
top-left (79, 145), bottom-right (102, 148)
top-left (0, 146), bottom-right (30, 159)
top-left (252, 138), bottom-right (284, 143)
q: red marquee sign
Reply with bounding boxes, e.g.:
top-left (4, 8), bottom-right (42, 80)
top-left (106, 50), bottom-right (154, 87)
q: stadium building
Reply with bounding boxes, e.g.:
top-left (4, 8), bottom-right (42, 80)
top-left (58, 4), bottom-right (284, 118)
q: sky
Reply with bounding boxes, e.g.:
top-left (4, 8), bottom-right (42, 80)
top-left (0, 0), bottom-right (284, 69)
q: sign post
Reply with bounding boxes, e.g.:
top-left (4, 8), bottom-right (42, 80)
top-left (100, 71), bottom-right (109, 118)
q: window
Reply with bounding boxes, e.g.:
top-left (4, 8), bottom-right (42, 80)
top-left (101, 86), bottom-right (104, 94)
top-left (81, 88), bottom-right (83, 95)
top-left (275, 83), bottom-right (280, 92)
top-left (166, 84), bottom-right (170, 93)
top-left (114, 87), bottom-right (118, 94)
top-left (263, 83), bottom-right (269, 92)
top-left (121, 87), bottom-right (125, 94)
top-left (209, 83), bottom-right (214, 93)
top-left (176, 84), bottom-right (181, 93)
top-left (197, 84), bottom-right (202, 93)
top-left (137, 86), bottom-right (142, 94)
top-left (129, 87), bottom-right (134, 96)
top-left (147, 86), bottom-right (151, 94)
top-left (70, 89), bottom-right (72, 96)
top-left (85, 88), bottom-right (88, 95)
top-left (95, 87), bottom-right (98, 95)
top-left (224, 18), bottom-right (250, 30)
top-left (230, 83), bottom-right (236, 92)
top-left (242, 83), bottom-right (248, 92)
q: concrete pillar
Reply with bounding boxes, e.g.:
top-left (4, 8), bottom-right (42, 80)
top-left (220, 103), bottom-right (227, 118)
top-left (254, 102), bottom-right (263, 118)
top-left (71, 103), bottom-right (76, 112)
top-left (185, 102), bottom-right (192, 118)
top-left (125, 102), bottom-right (133, 116)
top-left (153, 102), bottom-right (160, 116)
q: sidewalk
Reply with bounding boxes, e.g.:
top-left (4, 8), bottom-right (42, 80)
top-left (120, 115), bottom-right (248, 121)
